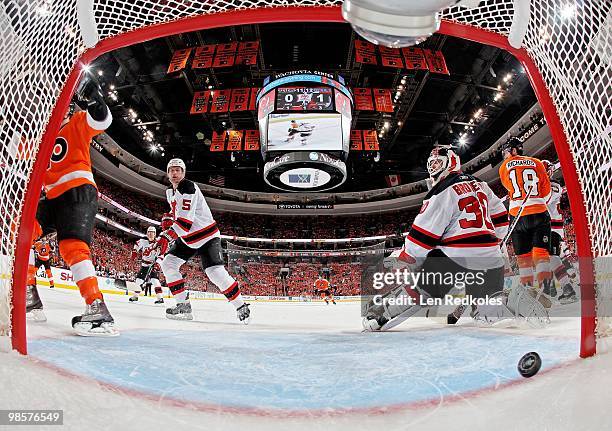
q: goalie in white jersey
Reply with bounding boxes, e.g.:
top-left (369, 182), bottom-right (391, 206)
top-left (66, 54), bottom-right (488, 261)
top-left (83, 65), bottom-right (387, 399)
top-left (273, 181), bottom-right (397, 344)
top-left (130, 226), bottom-right (164, 304)
top-left (363, 146), bottom-right (544, 331)
top-left (156, 158), bottom-right (251, 323)
top-left (542, 160), bottom-right (577, 304)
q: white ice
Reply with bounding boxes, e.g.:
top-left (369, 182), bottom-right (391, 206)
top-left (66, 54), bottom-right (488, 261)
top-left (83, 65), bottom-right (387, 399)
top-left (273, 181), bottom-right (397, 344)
top-left (1, 286), bottom-right (611, 431)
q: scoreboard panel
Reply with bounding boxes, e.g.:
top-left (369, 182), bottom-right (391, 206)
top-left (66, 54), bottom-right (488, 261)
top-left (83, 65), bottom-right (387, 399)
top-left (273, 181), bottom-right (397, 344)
top-left (276, 87), bottom-right (333, 111)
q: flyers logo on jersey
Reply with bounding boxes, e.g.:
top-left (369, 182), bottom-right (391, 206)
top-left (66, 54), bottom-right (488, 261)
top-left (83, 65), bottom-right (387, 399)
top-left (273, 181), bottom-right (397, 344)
top-left (50, 137), bottom-right (68, 166)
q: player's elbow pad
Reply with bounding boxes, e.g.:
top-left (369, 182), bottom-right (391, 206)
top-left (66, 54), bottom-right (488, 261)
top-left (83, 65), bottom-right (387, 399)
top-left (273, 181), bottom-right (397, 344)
top-left (87, 100), bottom-right (110, 123)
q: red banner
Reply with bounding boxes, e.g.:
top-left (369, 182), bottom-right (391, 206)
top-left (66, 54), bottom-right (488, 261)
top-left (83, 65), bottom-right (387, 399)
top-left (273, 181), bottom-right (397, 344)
top-left (350, 130), bottom-right (363, 151)
top-left (210, 131), bottom-right (226, 152)
top-left (226, 130), bottom-right (243, 151)
top-left (363, 130), bottom-right (380, 151)
top-left (424, 49), bottom-right (450, 74)
top-left (354, 39), bottom-right (377, 65)
top-left (244, 130), bottom-right (260, 151)
top-left (373, 89), bottom-right (393, 112)
top-left (167, 48), bottom-right (192, 74)
top-left (213, 42), bottom-right (237, 68)
top-left (192, 45), bottom-right (215, 69)
top-left (353, 88), bottom-right (374, 111)
top-left (401, 47), bottom-right (428, 70)
top-left (229, 88), bottom-right (250, 111)
top-left (248, 87), bottom-right (259, 111)
top-left (210, 89), bottom-right (231, 113)
top-left (236, 41), bottom-right (259, 65)
top-left (190, 90), bottom-right (211, 114)
top-left (379, 46), bottom-right (404, 69)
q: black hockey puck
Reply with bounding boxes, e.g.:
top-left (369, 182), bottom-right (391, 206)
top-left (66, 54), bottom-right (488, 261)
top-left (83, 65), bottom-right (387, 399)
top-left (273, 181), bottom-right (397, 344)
top-left (517, 352), bottom-right (542, 378)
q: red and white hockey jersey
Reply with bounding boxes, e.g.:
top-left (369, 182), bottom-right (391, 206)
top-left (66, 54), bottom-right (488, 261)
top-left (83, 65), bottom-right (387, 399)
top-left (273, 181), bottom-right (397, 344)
top-left (404, 172), bottom-right (509, 270)
top-left (546, 181), bottom-right (564, 239)
top-left (166, 179), bottom-right (220, 249)
top-left (133, 238), bottom-right (158, 266)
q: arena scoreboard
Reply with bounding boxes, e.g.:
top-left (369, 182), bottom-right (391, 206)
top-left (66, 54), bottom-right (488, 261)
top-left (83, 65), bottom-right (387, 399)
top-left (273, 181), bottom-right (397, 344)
top-left (256, 71), bottom-right (353, 192)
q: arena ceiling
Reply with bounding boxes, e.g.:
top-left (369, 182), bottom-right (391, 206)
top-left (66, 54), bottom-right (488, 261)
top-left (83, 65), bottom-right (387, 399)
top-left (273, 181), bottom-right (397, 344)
top-left (92, 22), bottom-right (537, 192)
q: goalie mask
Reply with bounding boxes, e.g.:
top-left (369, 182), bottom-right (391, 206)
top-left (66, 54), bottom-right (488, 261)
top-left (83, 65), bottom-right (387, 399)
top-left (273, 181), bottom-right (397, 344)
top-left (427, 145), bottom-right (461, 186)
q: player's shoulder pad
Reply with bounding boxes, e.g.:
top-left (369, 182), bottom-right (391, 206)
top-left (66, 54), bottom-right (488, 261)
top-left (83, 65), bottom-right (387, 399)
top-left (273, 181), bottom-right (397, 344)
top-left (177, 179), bottom-right (196, 195)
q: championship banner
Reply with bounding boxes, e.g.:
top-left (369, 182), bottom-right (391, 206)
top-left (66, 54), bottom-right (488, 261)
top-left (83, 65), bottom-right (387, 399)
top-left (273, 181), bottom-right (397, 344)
top-left (354, 39), bottom-right (377, 65)
top-left (363, 130), bottom-right (380, 150)
top-left (353, 88), bottom-right (374, 111)
top-left (210, 89), bottom-right (231, 113)
top-left (350, 129), bottom-right (363, 150)
top-left (167, 48), bottom-right (192, 74)
top-left (244, 130), bottom-right (260, 151)
top-left (192, 45), bottom-right (216, 69)
top-left (424, 49), bottom-right (450, 75)
top-left (190, 90), bottom-right (211, 114)
top-left (379, 46), bottom-right (404, 69)
top-left (402, 47), bottom-right (428, 70)
top-left (229, 88), bottom-right (250, 111)
top-left (213, 42), bottom-right (238, 68)
top-left (236, 41), bottom-right (259, 65)
top-left (248, 87), bottom-right (259, 111)
top-left (373, 89), bottom-right (393, 112)
top-left (226, 130), bottom-right (243, 151)
top-left (210, 131), bottom-right (226, 151)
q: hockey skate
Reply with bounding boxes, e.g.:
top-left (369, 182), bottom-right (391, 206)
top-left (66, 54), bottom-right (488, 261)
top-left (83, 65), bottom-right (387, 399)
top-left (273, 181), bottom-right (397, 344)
top-left (558, 284), bottom-right (578, 304)
top-left (154, 298), bottom-right (164, 304)
top-left (166, 302), bottom-right (193, 320)
top-left (72, 299), bottom-right (119, 336)
top-left (237, 303), bottom-right (251, 324)
top-left (26, 285), bottom-right (46, 322)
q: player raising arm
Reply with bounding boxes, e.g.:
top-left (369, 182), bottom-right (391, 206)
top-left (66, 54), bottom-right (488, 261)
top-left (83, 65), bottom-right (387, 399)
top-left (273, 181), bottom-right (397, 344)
top-left (31, 78), bottom-right (117, 336)
top-left (156, 159), bottom-right (251, 323)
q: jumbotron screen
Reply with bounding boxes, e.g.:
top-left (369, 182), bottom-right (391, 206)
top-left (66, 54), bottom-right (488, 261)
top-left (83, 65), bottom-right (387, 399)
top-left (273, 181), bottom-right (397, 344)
top-left (275, 87), bottom-right (333, 111)
top-left (267, 113), bottom-right (343, 152)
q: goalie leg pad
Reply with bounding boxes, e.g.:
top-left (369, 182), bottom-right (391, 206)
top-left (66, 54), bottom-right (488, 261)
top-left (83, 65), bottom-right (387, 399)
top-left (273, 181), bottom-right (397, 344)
top-left (362, 285), bottom-right (425, 331)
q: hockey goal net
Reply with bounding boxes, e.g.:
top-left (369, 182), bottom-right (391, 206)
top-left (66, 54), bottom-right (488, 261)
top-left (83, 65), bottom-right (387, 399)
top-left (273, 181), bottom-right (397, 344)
top-left (0, 1), bottom-right (610, 356)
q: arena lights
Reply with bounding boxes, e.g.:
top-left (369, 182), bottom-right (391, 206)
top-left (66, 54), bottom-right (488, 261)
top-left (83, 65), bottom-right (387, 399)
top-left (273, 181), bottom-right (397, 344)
top-left (97, 70), bottom-right (103, 76)
top-left (503, 73), bottom-right (513, 83)
top-left (494, 92), bottom-right (503, 102)
top-left (36, 1), bottom-right (53, 16)
top-left (81, 63), bottom-right (92, 74)
top-left (560, 3), bottom-right (577, 20)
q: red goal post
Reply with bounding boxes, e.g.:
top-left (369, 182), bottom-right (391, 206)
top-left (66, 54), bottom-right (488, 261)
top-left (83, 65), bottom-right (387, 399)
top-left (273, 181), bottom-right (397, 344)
top-left (1, 1), bottom-right (609, 357)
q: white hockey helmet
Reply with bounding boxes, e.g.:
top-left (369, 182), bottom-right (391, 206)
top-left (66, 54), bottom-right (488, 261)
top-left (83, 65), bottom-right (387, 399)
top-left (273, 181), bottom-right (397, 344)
top-left (542, 159), bottom-right (555, 177)
top-left (427, 145), bottom-right (461, 186)
top-left (167, 158), bottom-right (186, 173)
top-left (146, 226), bottom-right (156, 239)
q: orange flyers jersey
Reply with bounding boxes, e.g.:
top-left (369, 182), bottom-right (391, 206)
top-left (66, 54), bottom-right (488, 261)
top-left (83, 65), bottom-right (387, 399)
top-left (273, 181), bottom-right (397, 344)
top-left (314, 278), bottom-right (330, 291)
top-left (34, 242), bottom-right (51, 261)
top-left (499, 155), bottom-right (551, 217)
top-left (44, 110), bottom-right (111, 199)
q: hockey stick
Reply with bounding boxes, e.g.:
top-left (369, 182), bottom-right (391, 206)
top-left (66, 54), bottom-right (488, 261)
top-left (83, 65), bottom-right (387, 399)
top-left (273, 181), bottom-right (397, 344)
top-left (501, 183), bottom-right (535, 247)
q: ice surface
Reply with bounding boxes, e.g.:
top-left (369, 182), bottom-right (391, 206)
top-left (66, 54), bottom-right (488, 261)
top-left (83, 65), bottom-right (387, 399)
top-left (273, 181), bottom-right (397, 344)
top-left (1, 286), bottom-right (611, 431)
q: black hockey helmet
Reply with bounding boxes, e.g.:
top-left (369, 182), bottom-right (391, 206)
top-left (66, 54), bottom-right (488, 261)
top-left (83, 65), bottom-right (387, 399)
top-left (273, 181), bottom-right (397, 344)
top-left (502, 137), bottom-right (523, 156)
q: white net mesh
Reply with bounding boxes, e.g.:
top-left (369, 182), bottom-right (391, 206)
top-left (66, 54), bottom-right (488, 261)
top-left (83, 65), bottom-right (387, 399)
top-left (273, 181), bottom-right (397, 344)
top-left (0, 1), bottom-right (610, 347)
